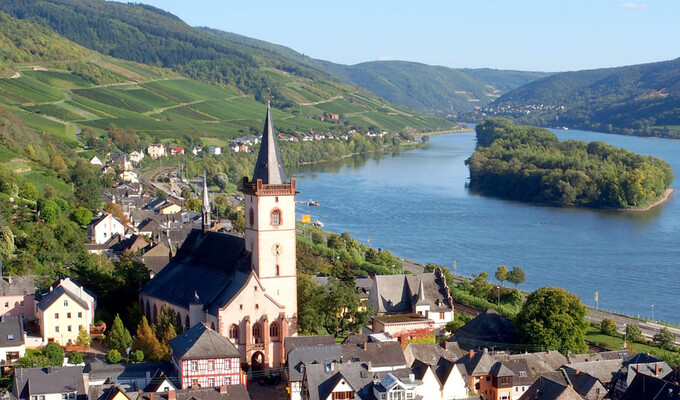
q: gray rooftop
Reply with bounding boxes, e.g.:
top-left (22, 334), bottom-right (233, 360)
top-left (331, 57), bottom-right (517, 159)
top-left (0, 276), bottom-right (33, 297)
top-left (562, 359), bottom-right (623, 385)
top-left (37, 286), bottom-right (89, 312)
top-left (13, 366), bottom-right (86, 400)
top-left (287, 344), bottom-right (342, 382)
top-left (251, 103), bottom-right (286, 185)
top-left (0, 316), bottom-right (24, 347)
top-left (169, 323), bottom-right (240, 360)
top-left (403, 343), bottom-right (463, 367)
top-left (285, 335), bottom-right (336, 358)
top-left (368, 272), bottom-right (452, 314)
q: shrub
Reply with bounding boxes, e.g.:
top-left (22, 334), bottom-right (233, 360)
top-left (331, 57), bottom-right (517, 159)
top-left (106, 349), bottom-right (122, 364)
top-left (43, 342), bottom-right (64, 366)
top-left (600, 318), bottom-right (618, 336)
top-left (69, 351), bottom-right (83, 365)
top-left (131, 349), bottom-right (145, 362)
top-left (626, 324), bottom-right (645, 343)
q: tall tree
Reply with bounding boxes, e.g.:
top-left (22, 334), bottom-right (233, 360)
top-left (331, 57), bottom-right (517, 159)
top-left (495, 265), bottom-right (508, 286)
top-left (106, 314), bottom-right (132, 354)
top-left (133, 315), bottom-right (166, 362)
top-left (321, 277), bottom-right (370, 337)
top-left (507, 266), bottom-right (526, 288)
top-left (515, 287), bottom-right (588, 353)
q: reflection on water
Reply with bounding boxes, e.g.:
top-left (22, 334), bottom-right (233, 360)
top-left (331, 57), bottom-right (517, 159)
top-left (293, 130), bottom-right (680, 324)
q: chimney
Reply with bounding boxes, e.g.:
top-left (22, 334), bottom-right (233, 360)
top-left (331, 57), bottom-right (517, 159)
top-left (149, 394), bottom-right (153, 400)
top-left (167, 391), bottom-right (176, 400)
top-left (637, 364), bottom-right (640, 373)
top-left (219, 386), bottom-right (227, 393)
top-left (442, 341), bottom-right (449, 350)
top-left (363, 341), bottom-right (368, 350)
top-left (469, 349), bottom-right (475, 358)
top-left (655, 363), bottom-right (659, 375)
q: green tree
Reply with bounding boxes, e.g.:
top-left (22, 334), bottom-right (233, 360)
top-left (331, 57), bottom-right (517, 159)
top-left (321, 277), bottom-right (370, 337)
top-left (40, 199), bottom-right (63, 224)
top-left (0, 225), bottom-right (15, 261)
top-left (106, 349), bottom-right (122, 364)
top-left (470, 272), bottom-right (492, 299)
top-left (653, 327), bottom-right (676, 350)
top-left (626, 324), bottom-right (644, 343)
top-left (131, 349), bottom-right (144, 362)
top-left (18, 353), bottom-right (50, 368)
top-left (213, 172), bottom-right (229, 190)
top-left (156, 302), bottom-right (182, 341)
top-left (132, 315), bottom-right (165, 361)
top-left (106, 314), bottom-right (132, 354)
top-left (507, 266), bottom-right (526, 288)
top-left (495, 265), bottom-right (508, 286)
top-left (68, 351), bottom-right (83, 365)
top-left (515, 287), bottom-right (588, 353)
top-left (600, 318), bottom-right (617, 336)
top-left (20, 183), bottom-right (39, 201)
top-left (297, 274), bottom-right (326, 334)
top-left (71, 207), bottom-right (93, 227)
top-left (43, 342), bottom-right (64, 366)
top-left (76, 325), bottom-right (91, 347)
top-left (445, 313), bottom-right (472, 335)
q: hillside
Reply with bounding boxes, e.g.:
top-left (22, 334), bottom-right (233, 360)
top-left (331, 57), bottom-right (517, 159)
top-left (0, 0), bottom-right (455, 137)
top-left (479, 58), bottom-right (680, 138)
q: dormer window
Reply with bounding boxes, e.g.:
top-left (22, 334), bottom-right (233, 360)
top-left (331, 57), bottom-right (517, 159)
top-left (7, 334), bottom-right (14, 340)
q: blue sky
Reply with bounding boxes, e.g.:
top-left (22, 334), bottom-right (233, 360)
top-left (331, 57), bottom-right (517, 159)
top-left (132, 0), bottom-right (679, 72)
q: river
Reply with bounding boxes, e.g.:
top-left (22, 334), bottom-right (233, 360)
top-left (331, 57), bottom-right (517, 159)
top-left (291, 129), bottom-right (680, 325)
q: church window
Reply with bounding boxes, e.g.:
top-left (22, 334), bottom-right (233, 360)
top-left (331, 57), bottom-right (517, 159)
top-left (252, 323), bottom-right (262, 343)
top-left (229, 324), bottom-right (239, 340)
top-left (255, 304), bottom-right (259, 309)
top-left (249, 209), bottom-right (254, 227)
top-left (270, 322), bottom-right (279, 338)
top-left (185, 315), bottom-right (190, 329)
top-left (271, 209), bottom-right (281, 226)
top-left (146, 301), bottom-right (150, 318)
top-left (153, 304), bottom-right (158, 324)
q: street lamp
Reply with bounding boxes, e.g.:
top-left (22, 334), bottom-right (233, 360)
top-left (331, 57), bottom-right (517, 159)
top-left (496, 286), bottom-right (500, 307)
top-left (623, 324), bottom-right (627, 349)
top-left (652, 305), bottom-right (655, 322)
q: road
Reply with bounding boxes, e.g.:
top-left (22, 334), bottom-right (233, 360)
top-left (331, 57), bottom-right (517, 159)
top-left (586, 307), bottom-right (680, 346)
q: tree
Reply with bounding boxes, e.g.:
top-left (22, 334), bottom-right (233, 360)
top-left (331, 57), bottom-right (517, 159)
top-left (321, 277), bottom-right (370, 337)
top-left (600, 318), bottom-right (617, 336)
top-left (156, 302), bottom-right (182, 341)
top-left (131, 349), bottom-right (145, 362)
top-left (470, 272), bottom-right (492, 299)
top-left (18, 353), bottom-right (50, 368)
top-left (213, 172), bottom-right (229, 190)
top-left (297, 274), bottom-right (326, 335)
top-left (653, 327), bottom-right (676, 350)
top-left (515, 287), bottom-right (588, 353)
top-left (507, 266), bottom-right (526, 288)
top-left (106, 314), bottom-right (132, 354)
top-left (76, 325), bottom-right (91, 347)
top-left (71, 207), bottom-right (93, 227)
top-left (445, 313), bottom-right (472, 335)
top-left (69, 351), bottom-right (83, 365)
top-left (495, 265), bottom-right (508, 286)
top-left (43, 342), bottom-right (64, 366)
top-left (106, 349), bottom-right (122, 364)
top-left (133, 315), bottom-right (166, 361)
top-left (626, 324), bottom-right (644, 343)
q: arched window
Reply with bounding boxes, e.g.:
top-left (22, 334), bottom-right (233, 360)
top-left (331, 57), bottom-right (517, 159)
top-left (176, 311), bottom-right (182, 326)
top-left (269, 322), bottom-right (279, 338)
top-left (252, 323), bottom-right (262, 343)
top-left (145, 301), bottom-right (150, 318)
top-left (229, 324), bottom-right (239, 340)
top-left (153, 304), bottom-right (158, 324)
top-left (185, 315), bottom-right (190, 329)
top-left (271, 209), bottom-right (281, 226)
top-left (249, 208), bottom-right (254, 227)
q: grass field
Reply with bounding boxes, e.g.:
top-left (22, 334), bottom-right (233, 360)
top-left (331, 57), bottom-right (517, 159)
top-left (142, 79), bottom-right (239, 103)
top-left (23, 104), bottom-right (84, 122)
top-left (22, 70), bottom-right (93, 89)
top-left (22, 170), bottom-right (73, 197)
top-left (0, 75), bottom-right (65, 104)
top-left (586, 326), bottom-right (680, 364)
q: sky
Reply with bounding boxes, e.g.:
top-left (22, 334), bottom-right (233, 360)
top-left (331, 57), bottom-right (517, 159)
top-left (130, 0), bottom-right (679, 72)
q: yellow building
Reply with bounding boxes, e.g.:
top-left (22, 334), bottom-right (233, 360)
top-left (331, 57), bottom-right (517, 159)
top-left (37, 279), bottom-right (94, 346)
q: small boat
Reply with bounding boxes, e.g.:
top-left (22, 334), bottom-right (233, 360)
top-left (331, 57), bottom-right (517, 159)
top-left (312, 219), bottom-right (324, 227)
top-left (307, 199), bottom-right (320, 206)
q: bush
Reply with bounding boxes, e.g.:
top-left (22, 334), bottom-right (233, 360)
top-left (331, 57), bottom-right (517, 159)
top-left (600, 318), bottom-right (618, 336)
top-left (68, 351), bottom-right (83, 365)
top-left (626, 324), bottom-right (645, 343)
top-left (131, 349), bottom-right (144, 362)
top-left (106, 349), bottom-right (122, 364)
top-left (43, 342), bottom-right (64, 366)
top-left (653, 327), bottom-right (676, 350)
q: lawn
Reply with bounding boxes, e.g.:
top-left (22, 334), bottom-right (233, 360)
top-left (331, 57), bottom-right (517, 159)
top-left (586, 326), bottom-right (680, 364)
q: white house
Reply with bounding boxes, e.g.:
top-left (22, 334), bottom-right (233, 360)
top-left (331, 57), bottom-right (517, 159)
top-left (89, 156), bottom-right (103, 166)
top-left (209, 145), bottom-right (222, 155)
top-left (36, 277), bottom-right (96, 346)
top-left (147, 144), bottom-right (166, 159)
top-left (88, 213), bottom-right (125, 244)
top-left (0, 316), bottom-right (25, 366)
top-left (119, 170), bottom-right (139, 183)
top-left (129, 150), bottom-right (145, 164)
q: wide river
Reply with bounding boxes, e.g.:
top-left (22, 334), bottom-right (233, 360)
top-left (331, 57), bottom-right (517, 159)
top-left (291, 129), bottom-right (680, 325)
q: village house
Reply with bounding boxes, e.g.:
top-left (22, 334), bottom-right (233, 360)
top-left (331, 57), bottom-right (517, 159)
top-left (120, 169), bottom-right (139, 183)
top-left (0, 275), bottom-right (35, 320)
top-left (90, 156), bottom-right (103, 166)
top-left (88, 213), bottom-right (126, 244)
top-left (147, 144), bottom-right (166, 159)
top-left (0, 316), bottom-right (25, 368)
top-left (209, 145), bottom-right (221, 155)
top-left (169, 323), bottom-right (244, 389)
top-left (140, 104), bottom-right (298, 369)
top-left (129, 150), bottom-right (145, 164)
top-left (12, 366), bottom-right (87, 400)
top-left (36, 277), bottom-right (95, 346)
top-left (170, 146), bottom-right (185, 156)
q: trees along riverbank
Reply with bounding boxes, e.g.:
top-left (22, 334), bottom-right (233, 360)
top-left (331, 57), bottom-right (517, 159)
top-left (466, 118), bottom-right (674, 209)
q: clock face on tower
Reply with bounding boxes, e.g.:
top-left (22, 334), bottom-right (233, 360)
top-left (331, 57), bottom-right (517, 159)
top-left (271, 243), bottom-right (282, 256)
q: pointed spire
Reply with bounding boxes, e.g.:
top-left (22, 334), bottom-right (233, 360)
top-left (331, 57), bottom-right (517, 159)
top-left (202, 171), bottom-right (211, 232)
top-left (252, 102), bottom-right (287, 184)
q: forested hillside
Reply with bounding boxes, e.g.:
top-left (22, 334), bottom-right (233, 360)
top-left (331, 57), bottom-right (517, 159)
top-left (482, 58), bottom-right (680, 137)
top-left (466, 119), bottom-right (674, 208)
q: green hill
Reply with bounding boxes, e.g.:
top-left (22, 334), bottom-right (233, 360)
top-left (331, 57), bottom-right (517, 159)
top-left (482, 58), bottom-right (680, 137)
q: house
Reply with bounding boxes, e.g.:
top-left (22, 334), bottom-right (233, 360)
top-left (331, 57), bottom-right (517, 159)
top-left (169, 323), bottom-right (243, 389)
top-left (120, 170), bottom-right (139, 183)
top-left (368, 270), bottom-right (454, 331)
top-left (147, 144), bottom-right (166, 159)
top-left (340, 341), bottom-right (407, 372)
top-left (134, 386), bottom-right (251, 400)
top-left (0, 275), bottom-right (35, 320)
top-left (539, 369), bottom-right (607, 400)
top-left (612, 360), bottom-right (673, 399)
top-left (88, 213), bottom-right (126, 244)
top-left (90, 156), bottom-right (103, 166)
top-left (451, 309), bottom-right (519, 350)
top-left (141, 243), bottom-right (172, 278)
top-left (209, 145), bottom-right (222, 155)
top-left (0, 315), bottom-right (25, 368)
top-left (170, 147), bottom-right (185, 156)
top-left (403, 342), bottom-right (464, 368)
top-left (620, 373), bottom-right (680, 400)
top-left (129, 151), bottom-right (145, 164)
top-left (37, 278), bottom-right (95, 346)
top-left (518, 375), bottom-right (585, 400)
top-left (191, 146), bottom-right (203, 156)
top-left (84, 358), bottom-right (173, 388)
top-left (287, 344), bottom-right (341, 400)
top-left (144, 371), bottom-right (179, 392)
top-left (371, 313), bottom-right (435, 344)
top-left (12, 366), bottom-right (87, 400)
top-left (139, 105), bottom-right (298, 369)
top-left (159, 203), bottom-right (182, 215)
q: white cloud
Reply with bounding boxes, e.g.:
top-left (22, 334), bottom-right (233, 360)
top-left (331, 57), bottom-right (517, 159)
top-left (618, 3), bottom-right (649, 9)
top-left (377, 56), bottom-right (396, 61)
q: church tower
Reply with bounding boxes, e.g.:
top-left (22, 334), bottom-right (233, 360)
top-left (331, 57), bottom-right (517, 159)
top-left (243, 103), bottom-right (297, 314)
top-left (201, 171), bottom-right (211, 232)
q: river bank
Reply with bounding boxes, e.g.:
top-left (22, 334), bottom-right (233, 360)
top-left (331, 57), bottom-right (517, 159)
top-left (622, 188), bottom-right (675, 212)
top-left (414, 126), bottom-right (474, 137)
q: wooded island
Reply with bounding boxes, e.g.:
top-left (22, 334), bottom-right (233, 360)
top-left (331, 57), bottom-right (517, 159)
top-left (466, 119), bottom-right (674, 209)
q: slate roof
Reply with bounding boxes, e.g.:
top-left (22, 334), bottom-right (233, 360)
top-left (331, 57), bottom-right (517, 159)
top-left (37, 286), bottom-right (89, 312)
top-left (0, 316), bottom-right (24, 347)
top-left (144, 371), bottom-right (178, 392)
top-left (452, 309), bottom-right (518, 348)
top-left (403, 343), bottom-right (462, 367)
top-left (456, 348), bottom-right (497, 377)
top-left (369, 272), bottom-right (452, 314)
top-left (169, 323), bottom-right (240, 360)
top-left (13, 366), bottom-right (87, 400)
top-left (490, 361), bottom-right (515, 378)
top-left (252, 103), bottom-right (287, 185)
top-left (287, 344), bottom-right (342, 381)
top-left (84, 358), bottom-right (172, 382)
top-left (499, 358), bottom-right (534, 386)
top-left (304, 362), bottom-right (413, 400)
top-left (519, 375), bottom-right (585, 400)
top-left (340, 341), bottom-right (406, 369)
top-left (284, 335), bottom-right (336, 358)
top-left (0, 276), bottom-right (33, 297)
top-left (620, 373), bottom-right (680, 400)
top-left (135, 386), bottom-right (251, 400)
top-left (562, 359), bottom-right (623, 385)
top-left (567, 350), bottom-right (630, 363)
top-left (139, 229), bottom-right (252, 315)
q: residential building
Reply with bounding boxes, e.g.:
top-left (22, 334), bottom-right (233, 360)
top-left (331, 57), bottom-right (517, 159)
top-left (88, 213), bottom-right (125, 244)
top-left (12, 366), bottom-right (87, 400)
top-left (90, 156), bottom-right (103, 166)
top-left (140, 104), bottom-right (298, 369)
top-left (147, 144), bottom-right (166, 159)
top-left (129, 151), bottom-right (145, 164)
top-left (36, 278), bottom-right (95, 346)
top-left (134, 386), bottom-right (251, 400)
top-left (0, 275), bottom-right (35, 320)
top-left (209, 145), bottom-right (221, 155)
top-left (0, 315), bottom-right (25, 368)
top-left (169, 323), bottom-right (243, 389)
top-left (120, 170), bottom-right (139, 183)
top-left (287, 344), bottom-right (341, 400)
top-left (451, 309), bottom-right (519, 350)
top-left (170, 147), bottom-right (185, 156)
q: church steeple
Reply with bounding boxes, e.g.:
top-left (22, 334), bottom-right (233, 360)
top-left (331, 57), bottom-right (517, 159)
top-left (251, 101), bottom-right (287, 184)
top-left (202, 171), bottom-right (211, 232)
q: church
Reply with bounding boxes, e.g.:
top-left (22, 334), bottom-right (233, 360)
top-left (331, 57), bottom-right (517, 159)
top-left (139, 103), bottom-right (298, 369)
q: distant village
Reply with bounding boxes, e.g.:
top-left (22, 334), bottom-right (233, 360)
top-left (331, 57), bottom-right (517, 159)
top-left (1, 107), bottom-right (678, 400)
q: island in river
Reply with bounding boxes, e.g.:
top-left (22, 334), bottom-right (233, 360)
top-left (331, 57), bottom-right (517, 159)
top-left (465, 118), bottom-right (674, 209)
